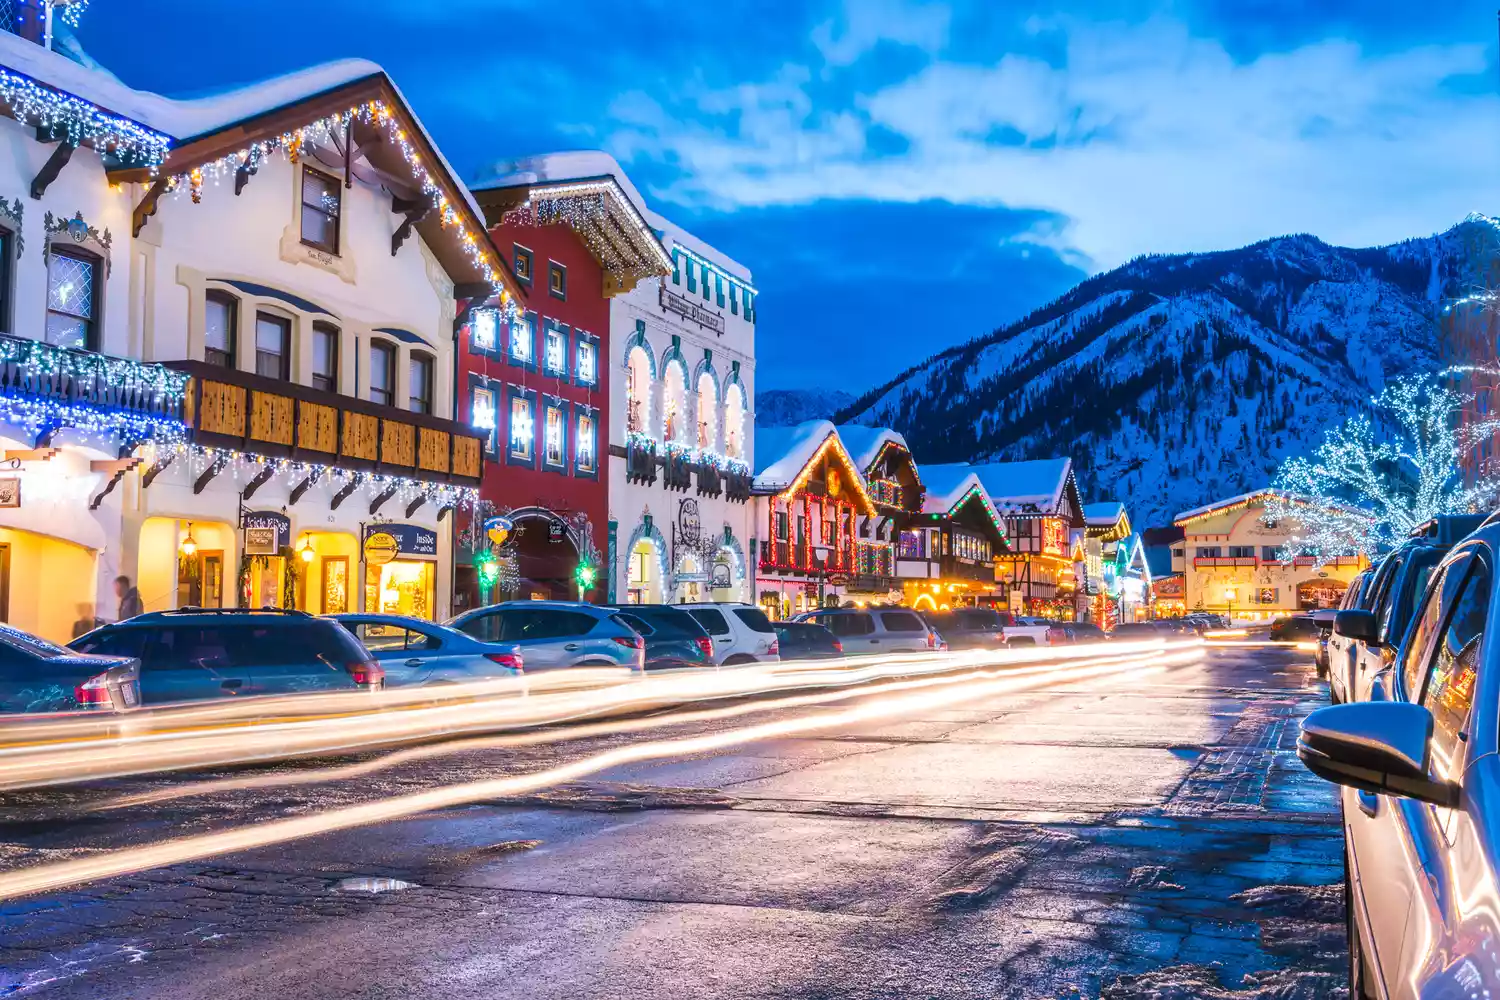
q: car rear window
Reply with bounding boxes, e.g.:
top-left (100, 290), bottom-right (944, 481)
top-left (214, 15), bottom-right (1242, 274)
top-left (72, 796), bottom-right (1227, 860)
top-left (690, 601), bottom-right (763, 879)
top-left (879, 611), bottom-right (925, 633)
top-left (4, 625), bottom-right (67, 658)
top-left (953, 610), bottom-right (1004, 630)
top-left (686, 608), bottom-right (731, 636)
top-left (732, 608), bottom-right (775, 633)
top-left (611, 613), bottom-right (655, 637)
top-left (621, 607), bottom-right (706, 638)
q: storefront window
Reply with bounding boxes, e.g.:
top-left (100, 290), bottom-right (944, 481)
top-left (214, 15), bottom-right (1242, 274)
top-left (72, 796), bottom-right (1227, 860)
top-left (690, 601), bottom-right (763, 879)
top-left (365, 560), bottom-right (435, 620)
top-left (898, 530), bottom-right (926, 559)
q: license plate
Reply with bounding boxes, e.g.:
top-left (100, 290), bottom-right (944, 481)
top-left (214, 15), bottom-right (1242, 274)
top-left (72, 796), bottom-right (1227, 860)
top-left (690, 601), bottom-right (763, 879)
top-left (120, 684), bottom-right (138, 707)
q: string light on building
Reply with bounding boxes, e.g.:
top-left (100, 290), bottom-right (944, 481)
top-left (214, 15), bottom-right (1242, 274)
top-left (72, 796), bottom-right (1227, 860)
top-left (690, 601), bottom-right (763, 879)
top-left (168, 444), bottom-right (479, 510)
top-left (499, 179), bottom-right (673, 281)
top-left (0, 395), bottom-right (186, 445)
top-left (0, 66), bottom-right (171, 170)
top-left (0, 337), bottom-right (190, 402)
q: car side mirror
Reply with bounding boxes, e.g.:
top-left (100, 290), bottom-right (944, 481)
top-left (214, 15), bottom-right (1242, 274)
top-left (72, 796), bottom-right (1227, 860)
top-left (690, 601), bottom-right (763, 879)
top-left (1297, 702), bottom-right (1458, 807)
top-left (1334, 609), bottom-right (1381, 646)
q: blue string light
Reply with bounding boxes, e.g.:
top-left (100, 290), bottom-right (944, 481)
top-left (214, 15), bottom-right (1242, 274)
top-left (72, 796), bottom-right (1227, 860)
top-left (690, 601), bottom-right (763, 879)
top-left (0, 65), bottom-right (170, 170)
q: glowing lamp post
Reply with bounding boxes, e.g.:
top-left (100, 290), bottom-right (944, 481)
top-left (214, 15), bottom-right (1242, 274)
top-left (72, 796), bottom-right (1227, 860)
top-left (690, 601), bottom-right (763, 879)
top-left (1224, 585), bottom-right (1237, 624)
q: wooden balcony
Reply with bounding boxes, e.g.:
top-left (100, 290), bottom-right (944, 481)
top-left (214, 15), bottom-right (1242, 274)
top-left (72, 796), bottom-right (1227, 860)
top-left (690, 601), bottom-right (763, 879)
top-left (625, 437), bottom-right (657, 485)
top-left (168, 360), bottom-right (482, 485)
top-left (663, 448), bottom-right (693, 491)
top-left (0, 332), bottom-right (187, 432)
top-left (695, 459), bottom-right (723, 498)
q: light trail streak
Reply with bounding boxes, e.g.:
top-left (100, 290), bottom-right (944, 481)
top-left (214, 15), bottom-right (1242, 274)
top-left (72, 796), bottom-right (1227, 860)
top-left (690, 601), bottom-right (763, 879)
top-left (0, 641), bottom-right (1192, 791)
top-left (0, 648), bottom-right (1194, 900)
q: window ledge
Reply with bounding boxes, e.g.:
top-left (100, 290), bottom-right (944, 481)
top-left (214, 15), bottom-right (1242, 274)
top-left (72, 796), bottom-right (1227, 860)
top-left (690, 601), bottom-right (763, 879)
top-left (280, 225), bottom-right (357, 284)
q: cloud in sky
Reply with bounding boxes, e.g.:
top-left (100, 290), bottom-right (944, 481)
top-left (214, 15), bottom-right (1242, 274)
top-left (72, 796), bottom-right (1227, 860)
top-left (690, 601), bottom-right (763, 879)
top-left (74, 0), bottom-right (1500, 389)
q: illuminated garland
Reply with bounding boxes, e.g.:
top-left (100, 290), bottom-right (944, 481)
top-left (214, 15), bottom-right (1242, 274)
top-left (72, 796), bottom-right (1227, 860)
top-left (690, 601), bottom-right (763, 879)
top-left (0, 66), bottom-right (171, 170)
top-left (50, 0), bottom-right (88, 27)
top-left (176, 100), bottom-right (516, 311)
top-left (0, 336), bottom-right (189, 401)
top-left (165, 444), bottom-right (479, 510)
top-left (502, 180), bottom-right (672, 280)
top-left (0, 394), bottom-right (185, 444)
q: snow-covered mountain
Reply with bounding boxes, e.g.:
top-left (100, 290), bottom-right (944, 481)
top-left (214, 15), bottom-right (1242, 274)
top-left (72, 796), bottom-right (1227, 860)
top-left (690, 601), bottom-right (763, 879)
top-left (835, 217), bottom-right (1500, 528)
top-left (758, 388), bottom-right (856, 427)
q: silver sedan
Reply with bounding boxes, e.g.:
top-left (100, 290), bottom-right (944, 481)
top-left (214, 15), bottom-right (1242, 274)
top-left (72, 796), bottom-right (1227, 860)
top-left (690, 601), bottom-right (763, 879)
top-left (328, 613), bottom-right (523, 687)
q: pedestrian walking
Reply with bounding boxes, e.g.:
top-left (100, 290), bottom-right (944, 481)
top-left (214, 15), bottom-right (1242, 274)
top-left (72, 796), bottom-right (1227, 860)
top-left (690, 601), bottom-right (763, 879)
top-left (114, 575), bottom-right (144, 621)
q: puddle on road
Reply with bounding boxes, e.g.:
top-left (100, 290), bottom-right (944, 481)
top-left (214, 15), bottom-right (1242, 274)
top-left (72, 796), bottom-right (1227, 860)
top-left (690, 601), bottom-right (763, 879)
top-left (334, 877), bottom-right (416, 894)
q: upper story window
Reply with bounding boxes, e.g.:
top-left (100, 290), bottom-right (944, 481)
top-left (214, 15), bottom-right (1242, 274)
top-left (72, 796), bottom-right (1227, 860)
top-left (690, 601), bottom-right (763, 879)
top-left (626, 345), bottom-right (651, 435)
top-left (513, 245), bottom-right (533, 285)
top-left (370, 341), bottom-right (395, 406)
top-left (575, 334), bottom-right (598, 388)
top-left (409, 353), bottom-right (433, 414)
top-left (471, 307), bottom-right (499, 355)
top-left (205, 291), bottom-right (238, 368)
top-left (724, 382), bottom-right (745, 459)
top-left (254, 312), bottom-right (290, 380)
top-left (542, 399), bottom-right (567, 472)
top-left (548, 262), bottom-right (567, 300)
top-left (509, 312), bottom-right (535, 369)
top-left (44, 248), bottom-right (98, 350)
top-left (300, 167), bottom-right (341, 255)
top-left (471, 383), bottom-right (498, 456)
top-left (311, 321), bottom-right (338, 392)
top-left (543, 322), bottom-right (568, 378)
top-left (0, 228), bottom-right (14, 334)
top-left (575, 405), bottom-right (597, 476)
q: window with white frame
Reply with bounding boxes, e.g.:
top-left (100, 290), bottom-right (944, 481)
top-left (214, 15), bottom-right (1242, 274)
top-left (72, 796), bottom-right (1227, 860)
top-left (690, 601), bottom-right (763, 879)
top-left (471, 384), bottom-right (498, 454)
top-left (575, 333), bottom-right (598, 387)
top-left (508, 389), bottom-right (535, 465)
top-left (575, 406), bottom-right (597, 476)
top-left (542, 399), bottom-right (567, 471)
top-left (471, 307), bottom-right (499, 354)
top-left (509, 312), bottom-right (535, 368)
top-left (724, 382), bottom-right (745, 460)
top-left (45, 249), bottom-right (99, 350)
top-left (626, 346), bottom-right (651, 435)
top-left (255, 312), bottom-right (290, 380)
top-left (543, 322), bottom-right (567, 377)
top-left (300, 166), bottom-right (341, 255)
top-left (696, 372), bottom-right (717, 451)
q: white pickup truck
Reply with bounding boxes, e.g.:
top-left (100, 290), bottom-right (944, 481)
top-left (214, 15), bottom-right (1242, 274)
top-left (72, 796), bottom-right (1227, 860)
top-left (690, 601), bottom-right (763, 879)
top-left (1001, 615), bottom-right (1056, 646)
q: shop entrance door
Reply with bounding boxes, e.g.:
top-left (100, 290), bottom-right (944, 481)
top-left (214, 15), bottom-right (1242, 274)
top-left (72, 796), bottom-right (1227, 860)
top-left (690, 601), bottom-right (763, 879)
top-left (178, 551), bottom-right (224, 608)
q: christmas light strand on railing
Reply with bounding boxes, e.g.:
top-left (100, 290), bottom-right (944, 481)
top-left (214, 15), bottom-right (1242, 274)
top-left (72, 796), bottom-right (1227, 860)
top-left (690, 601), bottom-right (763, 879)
top-left (0, 395), bottom-right (186, 445)
top-left (0, 336), bottom-right (189, 402)
top-left (167, 444), bottom-right (479, 510)
top-left (0, 67), bottom-right (170, 170)
top-left (49, 0), bottom-right (89, 27)
top-left (171, 100), bottom-right (517, 314)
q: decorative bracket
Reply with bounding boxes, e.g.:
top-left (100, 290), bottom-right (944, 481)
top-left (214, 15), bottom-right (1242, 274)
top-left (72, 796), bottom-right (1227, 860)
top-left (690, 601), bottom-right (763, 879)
top-left (31, 140), bottom-right (77, 200)
top-left (132, 178), bottom-right (170, 237)
top-left (89, 457), bottom-right (142, 510)
top-left (438, 504), bottom-right (455, 523)
top-left (329, 476), bottom-right (360, 510)
top-left (234, 162), bottom-right (257, 196)
top-left (4, 448), bottom-right (56, 462)
top-left (141, 455), bottom-right (174, 489)
top-left (390, 195), bottom-right (433, 257)
top-left (369, 484), bottom-right (398, 515)
top-left (289, 470), bottom-right (322, 506)
top-left (193, 453), bottom-right (229, 494)
top-left (33, 421), bottom-right (64, 449)
top-left (404, 496), bottom-right (426, 519)
top-left (241, 465), bottom-right (276, 501)
top-left (452, 281), bottom-right (492, 337)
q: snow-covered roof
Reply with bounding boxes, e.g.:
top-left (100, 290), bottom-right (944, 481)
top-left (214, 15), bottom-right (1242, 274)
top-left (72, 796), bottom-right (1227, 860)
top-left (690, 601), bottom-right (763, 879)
top-left (1172, 489), bottom-right (1278, 525)
top-left (753, 420), bottom-right (836, 489)
top-left (919, 464), bottom-right (981, 513)
top-left (835, 424), bottom-right (909, 475)
top-left (1083, 502), bottom-right (1125, 526)
top-left (648, 208), bottom-right (752, 285)
top-left (970, 458), bottom-right (1075, 513)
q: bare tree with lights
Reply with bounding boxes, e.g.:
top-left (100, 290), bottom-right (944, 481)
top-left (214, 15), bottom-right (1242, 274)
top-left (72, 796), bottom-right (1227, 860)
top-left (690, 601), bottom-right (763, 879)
top-left (1264, 370), bottom-right (1500, 557)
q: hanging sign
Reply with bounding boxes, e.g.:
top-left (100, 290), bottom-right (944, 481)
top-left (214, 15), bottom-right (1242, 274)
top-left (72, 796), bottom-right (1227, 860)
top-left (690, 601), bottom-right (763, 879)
top-left (659, 285), bottom-right (726, 335)
top-left (242, 511), bottom-right (291, 555)
top-left (364, 523), bottom-right (438, 560)
top-left (0, 478), bottom-right (19, 508)
top-left (485, 515), bottom-right (514, 548)
top-left (548, 520), bottom-right (566, 543)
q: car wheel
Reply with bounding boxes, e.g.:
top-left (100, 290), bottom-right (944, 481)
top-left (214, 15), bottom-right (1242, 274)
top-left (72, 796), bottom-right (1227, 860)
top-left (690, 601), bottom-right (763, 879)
top-left (722, 655), bottom-right (755, 666)
top-left (1345, 844), bottom-right (1376, 1000)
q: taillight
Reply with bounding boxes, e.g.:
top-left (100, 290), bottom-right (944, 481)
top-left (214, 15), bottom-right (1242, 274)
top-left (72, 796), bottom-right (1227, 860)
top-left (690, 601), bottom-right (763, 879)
top-left (484, 652), bottom-right (523, 672)
top-left (832, 639), bottom-right (843, 653)
top-left (926, 632), bottom-right (937, 649)
top-left (768, 639), bottom-right (779, 655)
top-left (695, 636), bottom-right (714, 659)
top-left (347, 660), bottom-right (384, 688)
top-left (74, 672), bottom-right (112, 705)
top-left (613, 635), bottom-right (644, 650)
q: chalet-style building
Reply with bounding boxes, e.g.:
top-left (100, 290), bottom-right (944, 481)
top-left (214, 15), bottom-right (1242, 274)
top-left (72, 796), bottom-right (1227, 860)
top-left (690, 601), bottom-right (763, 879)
top-left (753, 421), bottom-right (875, 618)
top-left (1081, 501), bottom-right (1131, 623)
top-left (456, 155), bottom-right (671, 606)
top-left (972, 459), bottom-right (1085, 618)
top-left (836, 424), bottom-right (922, 604)
top-left (0, 20), bottom-right (504, 634)
top-left (901, 464), bottom-right (1010, 610)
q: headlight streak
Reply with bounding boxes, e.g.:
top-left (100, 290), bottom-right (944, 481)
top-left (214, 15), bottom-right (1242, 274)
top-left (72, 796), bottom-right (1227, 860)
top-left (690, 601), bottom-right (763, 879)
top-left (0, 641), bottom-right (1196, 792)
top-left (0, 647), bottom-right (1193, 900)
top-left (101, 645), bottom-right (1198, 811)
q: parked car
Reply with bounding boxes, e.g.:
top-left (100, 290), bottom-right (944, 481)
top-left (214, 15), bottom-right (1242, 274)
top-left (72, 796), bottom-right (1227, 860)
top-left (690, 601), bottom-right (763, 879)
top-left (605, 605), bottom-right (713, 670)
top-left (1268, 615), bottom-right (1322, 642)
top-left (1329, 515), bottom-right (1482, 705)
top-left (675, 603), bottom-right (781, 665)
top-left (329, 613), bottom-right (523, 687)
top-left (70, 608), bottom-right (380, 704)
top-left (1067, 622), bottom-right (1108, 643)
top-left (0, 622), bottom-right (139, 713)
top-left (1110, 621), bottom-right (1164, 639)
top-left (1325, 566), bottom-right (1377, 702)
top-left (1045, 621), bottom-right (1073, 646)
top-left (1000, 616), bottom-right (1053, 646)
top-left (446, 601), bottom-right (643, 671)
top-left (919, 608), bottom-right (1010, 650)
top-left (792, 608), bottom-right (938, 654)
top-left (1296, 522), bottom-right (1498, 1000)
top-left (772, 621), bottom-right (844, 660)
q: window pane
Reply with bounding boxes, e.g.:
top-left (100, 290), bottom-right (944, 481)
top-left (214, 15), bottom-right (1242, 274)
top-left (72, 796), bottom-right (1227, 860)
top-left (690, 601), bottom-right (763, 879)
top-left (1402, 561), bottom-right (1459, 697)
top-left (409, 356), bottom-right (431, 413)
top-left (370, 343), bottom-right (394, 404)
top-left (44, 314), bottom-right (89, 350)
top-left (301, 170), bottom-right (340, 252)
top-left (1421, 560), bottom-right (1490, 778)
top-left (255, 314), bottom-right (288, 379)
top-left (313, 326), bottom-right (337, 390)
top-left (206, 294), bottom-right (236, 362)
top-left (544, 406), bottom-right (564, 464)
top-left (47, 253), bottom-right (94, 319)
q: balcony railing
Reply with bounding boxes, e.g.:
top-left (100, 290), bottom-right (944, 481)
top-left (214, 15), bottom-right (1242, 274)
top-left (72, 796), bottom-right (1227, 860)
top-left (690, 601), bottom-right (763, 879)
top-left (0, 333), bottom-right (188, 436)
top-left (168, 360), bottom-right (482, 484)
top-left (625, 436), bottom-right (657, 485)
top-left (1193, 557), bottom-right (1257, 567)
top-left (696, 460), bottom-right (723, 497)
top-left (663, 447), bottom-right (693, 491)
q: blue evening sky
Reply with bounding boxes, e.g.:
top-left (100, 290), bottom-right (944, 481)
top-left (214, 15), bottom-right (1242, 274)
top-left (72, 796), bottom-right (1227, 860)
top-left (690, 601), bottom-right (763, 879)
top-left (76, 1), bottom-right (1500, 391)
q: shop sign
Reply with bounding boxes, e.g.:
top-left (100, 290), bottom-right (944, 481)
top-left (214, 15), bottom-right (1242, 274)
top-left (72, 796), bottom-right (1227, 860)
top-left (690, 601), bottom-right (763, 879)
top-left (659, 285), bottom-right (726, 335)
top-left (828, 574), bottom-right (849, 587)
top-left (242, 511), bottom-right (290, 555)
top-left (1153, 575), bottom-right (1184, 598)
top-left (1257, 587), bottom-right (1278, 604)
top-left (365, 523), bottom-right (438, 560)
top-left (711, 562), bottom-right (732, 588)
top-left (0, 477), bottom-right (19, 508)
top-left (484, 515), bottom-right (514, 547)
top-left (548, 520), bottom-right (566, 543)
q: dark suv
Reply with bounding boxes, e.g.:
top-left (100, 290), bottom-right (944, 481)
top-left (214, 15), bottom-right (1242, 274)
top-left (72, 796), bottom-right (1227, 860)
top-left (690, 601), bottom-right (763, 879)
top-left (70, 608), bottom-right (382, 704)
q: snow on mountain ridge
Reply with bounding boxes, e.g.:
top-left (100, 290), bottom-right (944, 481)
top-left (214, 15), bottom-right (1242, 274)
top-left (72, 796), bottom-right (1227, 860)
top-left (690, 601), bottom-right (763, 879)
top-left (835, 221), bottom-right (1491, 528)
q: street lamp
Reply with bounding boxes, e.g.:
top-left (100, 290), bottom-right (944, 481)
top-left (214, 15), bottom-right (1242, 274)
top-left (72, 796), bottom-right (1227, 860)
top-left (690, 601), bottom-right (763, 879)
top-left (1224, 585), bottom-right (1237, 624)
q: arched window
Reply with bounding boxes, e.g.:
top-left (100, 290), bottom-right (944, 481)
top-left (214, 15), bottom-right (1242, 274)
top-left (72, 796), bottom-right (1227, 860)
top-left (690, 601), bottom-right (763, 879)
top-left (45, 248), bottom-right (100, 350)
top-left (661, 360), bottom-right (688, 445)
top-left (625, 345), bottom-right (653, 435)
top-left (205, 291), bottom-right (238, 368)
top-left (696, 371), bottom-right (718, 451)
top-left (724, 382), bottom-right (746, 460)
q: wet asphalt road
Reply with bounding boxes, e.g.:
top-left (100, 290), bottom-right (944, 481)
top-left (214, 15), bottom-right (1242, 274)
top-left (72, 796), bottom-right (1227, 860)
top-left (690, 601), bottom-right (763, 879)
top-left (0, 644), bottom-right (1346, 999)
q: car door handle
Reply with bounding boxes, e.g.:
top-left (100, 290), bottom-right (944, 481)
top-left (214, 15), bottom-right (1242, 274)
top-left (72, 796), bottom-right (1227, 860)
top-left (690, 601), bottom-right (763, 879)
top-left (221, 679), bottom-right (242, 690)
top-left (404, 659), bottom-right (425, 668)
top-left (1358, 790), bottom-right (1379, 817)
top-left (564, 643), bottom-right (581, 651)
top-left (870, 638), bottom-right (880, 643)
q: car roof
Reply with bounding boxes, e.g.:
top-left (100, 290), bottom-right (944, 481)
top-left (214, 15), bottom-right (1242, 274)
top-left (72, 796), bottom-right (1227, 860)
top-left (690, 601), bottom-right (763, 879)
top-left (118, 609), bottom-right (322, 625)
top-left (454, 601), bottom-right (607, 615)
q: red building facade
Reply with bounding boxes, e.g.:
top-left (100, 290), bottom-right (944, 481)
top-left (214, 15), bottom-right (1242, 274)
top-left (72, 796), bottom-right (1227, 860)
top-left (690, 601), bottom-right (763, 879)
top-left (455, 194), bottom-right (610, 606)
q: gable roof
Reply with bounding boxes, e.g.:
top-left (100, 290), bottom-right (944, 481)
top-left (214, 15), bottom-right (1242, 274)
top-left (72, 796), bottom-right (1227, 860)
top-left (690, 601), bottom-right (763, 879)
top-left (970, 458), bottom-right (1084, 525)
top-left (752, 421), bottom-right (874, 514)
top-left (1083, 501), bottom-right (1132, 541)
top-left (917, 463), bottom-right (1008, 545)
top-left (1173, 489), bottom-right (1278, 526)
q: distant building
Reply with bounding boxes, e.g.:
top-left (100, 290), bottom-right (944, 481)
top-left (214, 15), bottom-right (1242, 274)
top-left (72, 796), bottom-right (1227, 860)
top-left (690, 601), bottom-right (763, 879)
top-left (836, 425), bottom-right (924, 604)
top-left (973, 459), bottom-right (1086, 618)
top-left (1142, 526), bottom-right (1186, 617)
top-left (1172, 490), bottom-right (1365, 620)
top-left (900, 464), bottom-right (1011, 610)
